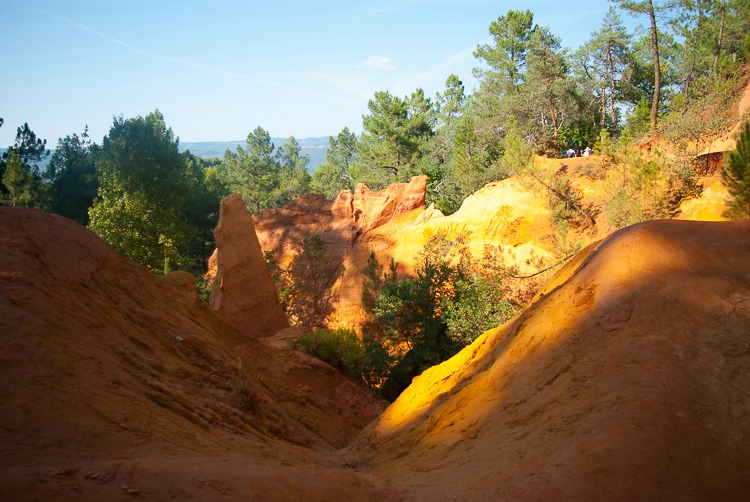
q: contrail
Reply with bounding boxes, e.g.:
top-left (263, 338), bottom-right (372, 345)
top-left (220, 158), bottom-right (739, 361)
top-left (26, 5), bottom-right (359, 106)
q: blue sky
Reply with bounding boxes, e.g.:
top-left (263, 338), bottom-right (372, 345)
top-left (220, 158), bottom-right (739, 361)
top-left (1, 0), bottom-right (637, 147)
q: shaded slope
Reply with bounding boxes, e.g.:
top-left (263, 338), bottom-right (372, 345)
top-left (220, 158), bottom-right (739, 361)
top-left (0, 207), bottom-right (387, 500)
top-left (348, 219), bottom-right (750, 500)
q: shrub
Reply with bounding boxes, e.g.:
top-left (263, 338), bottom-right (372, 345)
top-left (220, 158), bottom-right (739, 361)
top-left (294, 327), bottom-right (393, 390)
top-left (722, 121), bottom-right (750, 219)
top-left (195, 275), bottom-right (212, 301)
top-left (295, 328), bottom-right (366, 372)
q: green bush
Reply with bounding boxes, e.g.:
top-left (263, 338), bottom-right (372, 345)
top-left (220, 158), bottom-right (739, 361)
top-left (295, 328), bottom-right (364, 370)
top-left (295, 327), bottom-right (392, 390)
top-left (195, 275), bottom-right (212, 301)
top-left (722, 121), bottom-right (750, 219)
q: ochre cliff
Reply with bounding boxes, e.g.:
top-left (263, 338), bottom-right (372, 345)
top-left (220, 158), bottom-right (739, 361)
top-left (223, 152), bottom-right (734, 333)
top-left (247, 174), bottom-right (558, 329)
top-left (352, 174), bottom-right (427, 234)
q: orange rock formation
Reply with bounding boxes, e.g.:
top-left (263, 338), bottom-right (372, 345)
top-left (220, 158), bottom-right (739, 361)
top-left (248, 174), bottom-right (557, 329)
top-left (352, 175), bottom-right (427, 234)
top-left (252, 175), bottom-right (429, 271)
top-left (209, 193), bottom-right (289, 337)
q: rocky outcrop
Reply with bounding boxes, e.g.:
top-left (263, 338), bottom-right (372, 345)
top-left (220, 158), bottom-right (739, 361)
top-left (677, 178), bottom-right (730, 221)
top-left (352, 175), bottom-right (427, 234)
top-left (3, 203), bottom-right (748, 500)
top-left (252, 191), bottom-right (358, 271)
top-left (251, 176), bottom-right (428, 272)
top-left (244, 174), bottom-right (557, 330)
top-left (209, 193), bottom-right (288, 337)
top-left (327, 177), bottom-right (554, 329)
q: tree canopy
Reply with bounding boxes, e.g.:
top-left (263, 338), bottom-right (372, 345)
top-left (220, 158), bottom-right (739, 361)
top-left (88, 110), bottom-right (194, 273)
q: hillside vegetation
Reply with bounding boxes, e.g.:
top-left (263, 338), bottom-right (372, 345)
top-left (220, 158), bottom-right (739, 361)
top-left (2, 4), bottom-right (750, 271)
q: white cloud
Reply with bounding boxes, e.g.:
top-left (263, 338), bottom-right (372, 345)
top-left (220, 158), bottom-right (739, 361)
top-left (357, 56), bottom-right (397, 70)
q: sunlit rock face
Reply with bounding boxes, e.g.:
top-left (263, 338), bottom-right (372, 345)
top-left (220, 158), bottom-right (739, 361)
top-left (209, 193), bottom-right (289, 337)
top-left (352, 175), bottom-right (427, 234)
top-left (349, 219), bottom-right (750, 500)
top-left (251, 176), bottom-right (428, 271)
top-left (252, 192), bottom-right (359, 271)
top-left (247, 174), bottom-right (557, 329)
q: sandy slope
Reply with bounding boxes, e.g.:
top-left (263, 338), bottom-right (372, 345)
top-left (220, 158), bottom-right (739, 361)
top-left (0, 207), bottom-right (387, 500)
top-left (348, 219), bottom-right (750, 500)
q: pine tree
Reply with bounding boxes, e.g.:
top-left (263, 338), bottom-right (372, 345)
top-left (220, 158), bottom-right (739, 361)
top-left (722, 121), bottom-right (750, 218)
top-left (2, 152), bottom-right (34, 206)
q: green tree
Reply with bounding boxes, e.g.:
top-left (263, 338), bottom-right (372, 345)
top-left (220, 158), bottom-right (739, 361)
top-left (352, 89), bottom-right (435, 190)
top-left (425, 75), bottom-right (469, 207)
top-left (369, 231), bottom-right (523, 399)
top-left (273, 136), bottom-right (311, 205)
top-left (311, 127), bottom-right (357, 199)
top-left (611, 0), bottom-right (673, 134)
top-left (437, 114), bottom-right (488, 214)
top-left (88, 110), bottom-right (193, 273)
top-left (1, 152), bottom-right (34, 206)
top-left (722, 121), bottom-right (750, 218)
top-left (44, 127), bottom-right (98, 224)
top-left (221, 127), bottom-right (279, 212)
top-left (356, 232), bottom-right (527, 398)
top-left (372, 233), bottom-right (464, 398)
top-left (1, 122), bottom-right (50, 206)
top-left (435, 74), bottom-right (467, 129)
top-left (180, 151), bottom-right (224, 271)
top-left (472, 10), bottom-right (535, 155)
top-left (575, 7), bottom-right (634, 131)
top-left (473, 9), bottom-right (535, 94)
top-left (522, 26), bottom-right (578, 150)
top-left (670, 0), bottom-right (748, 86)
top-left (442, 245), bottom-right (519, 346)
top-left (502, 115), bottom-right (533, 174)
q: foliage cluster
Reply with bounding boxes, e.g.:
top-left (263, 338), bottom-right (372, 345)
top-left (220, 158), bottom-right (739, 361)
top-left (723, 121), bottom-right (750, 218)
top-left (5, 2), bottom-right (750, 275)
top-left (264, 235), bottom-right (339, 328)
top-left (288, 232), bottom-right (527, 399)
top-left (293, 327), bottom-right (392, 389)
top-left (359, 231), bottom-right (523, 399)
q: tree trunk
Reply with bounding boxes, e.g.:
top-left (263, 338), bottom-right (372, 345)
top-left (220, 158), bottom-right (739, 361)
top-left (712, 0), bottom-right (726, 77)
top-left (648, 0), bottom-right (661, 135)
top-left (685, 1), bottom-right (704, 95)
top-left (607, 41), bottom-right (617, 125)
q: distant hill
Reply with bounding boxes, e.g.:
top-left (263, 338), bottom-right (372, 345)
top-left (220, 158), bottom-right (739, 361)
top-left (180, 137), bottom-right (330, 173)
top-left (2, 137), bottom-right (330, 173)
